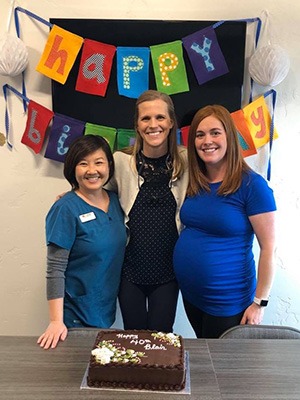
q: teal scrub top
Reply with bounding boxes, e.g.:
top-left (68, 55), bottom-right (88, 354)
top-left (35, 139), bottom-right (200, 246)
top-left (46, 190), bottom-right (127, 327)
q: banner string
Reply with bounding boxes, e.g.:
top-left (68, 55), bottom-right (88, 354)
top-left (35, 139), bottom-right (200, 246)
top-left (263, 88), bottom-right (276, 180)
top-left (13, 7), bottom-right (53, 113)
top-left (2, 83), bottom-right (30, 149)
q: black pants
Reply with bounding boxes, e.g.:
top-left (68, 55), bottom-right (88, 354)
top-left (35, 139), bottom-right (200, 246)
top-left (118, 278), bottom-right (179, 332)
top-left (183, 298), bottom-right (245, 338)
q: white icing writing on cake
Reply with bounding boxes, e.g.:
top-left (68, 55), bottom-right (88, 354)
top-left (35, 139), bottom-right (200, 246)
top-left (129, 339), bottom-right (150, 345)
top-left (144, 343), bottom-right (167, 350)
top-left (116, 333), bottom-right (138, 339)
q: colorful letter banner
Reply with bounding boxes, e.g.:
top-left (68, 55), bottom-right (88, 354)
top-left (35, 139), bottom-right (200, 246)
top-left (84, 123), bottom-right (117, 151)
top-left (116, 128), bottom-right (136, 149)
top-left (231, 109), bottom-right (257, 157)
top-left (75, 39), bottom-right (116, 97)
top-left (180, 126), bottom-right (190, 147)
top-left (242, 95), bottom-right (279, 149)
top-left (182, 26), bottom-right (229, 85)
top-left (117, 47), bottom-right (150, 98)
top-left (36, 25), bottom-right (84, 84)
top-left (44, 114), bottom-right (85, 162)
top-left (150, 40), bottom-right (189, 95)
top-left (21, 100), bottom-right (54, 154)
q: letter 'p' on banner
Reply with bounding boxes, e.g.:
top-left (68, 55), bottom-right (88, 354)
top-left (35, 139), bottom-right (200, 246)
top-left (150, 40), bottom-right (189, 95)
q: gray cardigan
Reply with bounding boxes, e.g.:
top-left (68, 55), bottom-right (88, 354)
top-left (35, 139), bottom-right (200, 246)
top-left (107, 146), bottom-right (188, 233)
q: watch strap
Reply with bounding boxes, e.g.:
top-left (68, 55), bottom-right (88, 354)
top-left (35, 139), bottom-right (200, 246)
top-left (254, 296), bottom-right (269, 307)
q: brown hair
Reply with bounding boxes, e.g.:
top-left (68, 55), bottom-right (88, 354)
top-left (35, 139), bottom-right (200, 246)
top-left (187, 104), bottom-right (251, 196)
top-left (120, 90), bottom-right (185, 179)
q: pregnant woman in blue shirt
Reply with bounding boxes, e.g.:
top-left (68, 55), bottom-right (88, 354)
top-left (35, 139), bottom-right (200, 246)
top-left (38, 135), bottom-right (127, 349)
top-left (173, 105), bottom-right (276, 338)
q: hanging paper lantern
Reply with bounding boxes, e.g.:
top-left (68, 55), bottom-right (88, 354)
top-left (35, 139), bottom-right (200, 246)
top-left (0, 34), bottom-right (29, 77)
top-left (249, 44), bottom-right (290, 87)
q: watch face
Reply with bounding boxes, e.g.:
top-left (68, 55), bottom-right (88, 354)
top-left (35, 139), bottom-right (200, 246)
top-left (261, 299), bottom-right (268, 307)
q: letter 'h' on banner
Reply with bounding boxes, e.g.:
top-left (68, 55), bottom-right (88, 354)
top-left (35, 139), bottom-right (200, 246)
top-left (36, 25), bottom-right (84, 84)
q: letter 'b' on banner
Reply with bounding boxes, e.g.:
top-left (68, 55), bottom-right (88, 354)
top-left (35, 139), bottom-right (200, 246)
top-left (150, 40), bottom-right (189, 95)
top-left (36, 25), bottom-right (84, 84)
top-left (21, 101), bottom-right (54, 154)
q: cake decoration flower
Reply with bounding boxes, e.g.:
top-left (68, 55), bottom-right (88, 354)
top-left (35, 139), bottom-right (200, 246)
top-left (151, 332), bottom-right (181, 347)
top-left (91, 347), bottom-right (114, 364)
top-left (92, 340), bottom-right (146, 364)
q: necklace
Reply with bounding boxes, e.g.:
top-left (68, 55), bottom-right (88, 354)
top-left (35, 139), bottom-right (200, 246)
top-left (136, 151), bottom-right (173, 201)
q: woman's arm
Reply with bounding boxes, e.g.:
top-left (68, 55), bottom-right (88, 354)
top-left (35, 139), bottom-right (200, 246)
top-left (37, 298), bottom-right (67, 349)
top-left (240, 211), bottom-right (276, 325)
top-left (37, 244), bottom-right (69, 349)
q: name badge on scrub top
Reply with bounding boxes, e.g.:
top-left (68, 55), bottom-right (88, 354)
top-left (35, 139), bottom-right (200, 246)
top-left (79, 212), bottom-right (96, 223)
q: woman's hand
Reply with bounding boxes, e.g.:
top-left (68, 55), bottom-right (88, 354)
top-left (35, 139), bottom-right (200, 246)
top-left (55, 192), bottom-right (67, 201)
top-left (240, 303), bottom-right (265, 325)
top-left (37, 321), bottom-right (68, 349)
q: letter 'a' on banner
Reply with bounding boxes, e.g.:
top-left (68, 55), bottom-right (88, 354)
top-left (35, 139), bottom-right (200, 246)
top-left (182, 26), bottom-right (229, 85)
top-left (75, 39), bottom-right (116, 97)
top-left (150, 40), bottom-right (189, 95)
top-left (242, 95), bottom-right (278, 149)
top-left (84, 123), bottom-right (117, 151)
top-left (117, 47), bottom-right (150, 98)
top-left (230, 109), bottom-right (257, 158)
top-left (44, 114), bottom-right (85, 163)
top-left (36, 25), bottom-right (84, 84)
top-left (21, 101), bottom-right (54, 154)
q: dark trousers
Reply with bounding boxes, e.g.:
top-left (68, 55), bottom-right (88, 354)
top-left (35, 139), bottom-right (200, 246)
top-left (183, 298), bottom-right (245, 338)
top-left (118, 278), bottom-right (179, 332)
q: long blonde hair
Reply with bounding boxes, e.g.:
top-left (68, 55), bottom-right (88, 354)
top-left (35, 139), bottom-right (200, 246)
top-left (187, 105), bottom-right (251, 196)
top-left (120, 90), bottom-right (185, 179)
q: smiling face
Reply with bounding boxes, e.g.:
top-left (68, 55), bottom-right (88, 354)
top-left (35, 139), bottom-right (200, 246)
top-left (195, 115), bottom-right (227, 169)
top-left (136, 99), bottom-right (174, 157)
top-left (75, 148), bottom-right (109, 195)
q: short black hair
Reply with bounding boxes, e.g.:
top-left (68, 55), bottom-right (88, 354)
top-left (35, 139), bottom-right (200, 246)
top-left (63, 135), bottom-right (114, 189)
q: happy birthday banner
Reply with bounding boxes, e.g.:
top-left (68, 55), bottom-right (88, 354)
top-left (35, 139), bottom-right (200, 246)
top-left (2, 83), bottom-right (277, 179)
top-left (14, 7), bottom-right (261, 100)
top-left (4, 8), bottom-right (276, 178)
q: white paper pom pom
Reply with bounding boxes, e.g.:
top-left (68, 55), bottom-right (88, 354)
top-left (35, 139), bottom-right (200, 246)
top-left (249, 44), bottom-right (290, 87)
top-left (0, 34), bottom-right (29, 77)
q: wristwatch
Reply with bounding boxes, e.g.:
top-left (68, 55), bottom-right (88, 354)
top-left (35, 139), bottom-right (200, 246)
top-left (253, 296), bottom-right (269, 307)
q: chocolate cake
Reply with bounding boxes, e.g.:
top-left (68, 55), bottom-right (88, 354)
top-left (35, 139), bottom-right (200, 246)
top-left (87, 330), bottom-right (186, 391)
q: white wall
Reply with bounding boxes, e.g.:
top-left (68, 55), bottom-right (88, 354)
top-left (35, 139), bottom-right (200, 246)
top-left (0, 0), bottom-right (299, 337)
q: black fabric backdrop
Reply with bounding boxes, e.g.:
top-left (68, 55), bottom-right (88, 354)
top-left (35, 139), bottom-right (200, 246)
top-left (50, 19), bottom-right (246, 128)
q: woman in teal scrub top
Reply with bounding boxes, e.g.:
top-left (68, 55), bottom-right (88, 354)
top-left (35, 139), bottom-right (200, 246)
top-left (37, 135), bottom-right (127, 349)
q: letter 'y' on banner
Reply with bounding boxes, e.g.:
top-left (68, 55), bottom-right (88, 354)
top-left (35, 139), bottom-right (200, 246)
top-left (182, 26), bottom-right (229, 85)
top-left (76, 39), bottom-right (116, 96)
top-left (36, 25), bottom-right (84, 84)
top-left (242, 95), bottom-right (278, 149)
top-left (21, 101), bottom-right (54, 154)
top-left (117, 47), bottom-right (150, 99)
top-left (150, 40), bottom-right (189, 95)
top-left (44, 114), bottom-right (85, 163)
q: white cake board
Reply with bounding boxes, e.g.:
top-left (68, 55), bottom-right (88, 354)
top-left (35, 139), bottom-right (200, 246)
top-left (80, 351), bottom-right (191, 395)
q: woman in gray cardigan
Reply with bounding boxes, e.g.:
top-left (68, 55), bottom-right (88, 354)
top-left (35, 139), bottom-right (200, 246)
top-left (108, 90), bottom-right (188, 332)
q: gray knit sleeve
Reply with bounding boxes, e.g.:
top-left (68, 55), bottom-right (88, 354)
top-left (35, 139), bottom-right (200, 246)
top-left (46, 244), bottom-right (70, 300)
